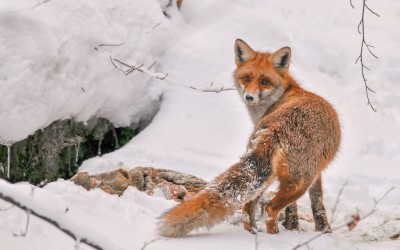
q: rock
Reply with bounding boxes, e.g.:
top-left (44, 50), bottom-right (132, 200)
top-left (128, 169), bottom-right (145, 191)
top-left (72, 167), bottom-right (208, 201)
top-left (94, 169), bottom-right (130, 196)
top-left (71, 172), bottom-right (93, 191)
top-left (153, 181), bottom-right (188, 202)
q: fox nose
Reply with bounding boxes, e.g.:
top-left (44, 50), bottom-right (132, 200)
top-left (246, 94), bottom-right (254, 102)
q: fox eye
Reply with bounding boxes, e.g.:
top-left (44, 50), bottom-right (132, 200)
top-left (244, 76), bottom-right (251, 83)
top-left (261, 79), bottom-right (269, 85)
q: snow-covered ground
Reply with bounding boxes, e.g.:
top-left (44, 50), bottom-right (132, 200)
top-left (1, 0), bottom-right (399, 249)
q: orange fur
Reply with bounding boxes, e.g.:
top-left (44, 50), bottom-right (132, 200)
top-left (157, 39), bottom-right (341, 237)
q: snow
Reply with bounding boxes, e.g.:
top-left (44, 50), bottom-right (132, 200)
top-left (0, 0), bottom-right (170, 143)
top-left (1, 0), bottom-right (400, 249)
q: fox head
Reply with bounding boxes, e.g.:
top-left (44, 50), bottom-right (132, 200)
top-left (233, 39), bottom-right (292, 108)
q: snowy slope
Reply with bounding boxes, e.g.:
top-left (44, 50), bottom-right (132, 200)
top-left (1, 0), bottom-right (400, 249)
top-left (0, 0), bottom-right (175, 143)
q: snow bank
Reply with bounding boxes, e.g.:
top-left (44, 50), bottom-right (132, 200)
top-left (0, 0), bottom-right (178, 143)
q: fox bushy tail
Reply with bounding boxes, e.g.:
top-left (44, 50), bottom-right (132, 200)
top-left (157, 190), bottom-right (234, 237)
top-left (157, 151), bottom-right (273, 237)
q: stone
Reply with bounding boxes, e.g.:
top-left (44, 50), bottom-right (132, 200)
top-left (72, 167), bottom-right (208, 201)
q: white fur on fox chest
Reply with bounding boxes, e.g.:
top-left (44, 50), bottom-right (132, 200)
top-left (246, 105), bottom-right (270, 124)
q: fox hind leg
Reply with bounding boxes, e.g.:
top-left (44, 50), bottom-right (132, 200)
top-left (265, 178), bottom-right (311, 234)
top-left (309, 175), bottom-right (331, 233)
top-left (282, 202), bottom-right (299, 230)
top-left (242, 193), bottom-right (263, 234)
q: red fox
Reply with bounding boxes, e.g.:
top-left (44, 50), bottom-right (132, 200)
top-left (234, 40), bottom-right (333, 234)
top-left (157, 39), bottom-right (341, 237)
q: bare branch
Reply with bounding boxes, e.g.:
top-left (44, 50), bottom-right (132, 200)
top-left (112, 58), bottom-right (137, 75)
top-left (94, 41), bottom-right (125, 51)
top-left (353, 0), bottom-right (380, 112)
top-left (110, 57), bottom-right (235, 93)
top-left (140, 237), bottom-right (161, 250)
top-left (30, 0), bottom-right (52, 10)
top-left (365, 4), bottom-right (380, 17)
top-left (133, 63), bottom-right (145, 72)
top-left (144, 23), bottom-right (162, 34)
top-left (357, 20), bottom-right (363, 34)
top-left (291, 186), bottom-right (395, 250)
top-left (98, 41), bottom-right (125, 48)
top-left (0, 191), bottom-right (101, 250)
top-left (110, 56), bottom-right (129, 75)
top-left (147, 61), bottom-right (157, 71)
top-left (13, 211), bottom-right (31, 237)
top-left (390, 232), bottom-right (400, 240)
top-left (0, 204), bottom-right (14, 211)
top-left (1, 0), bottom-right (52, 13)
top-left (156, 73), bottom-right (169, 80)
top-left (364, 43), bottom-right (378, 59)
top-left (362, 64), bottom-right (371, 71)
top-left (360, 186), bottom-right (395, 220)
top-left (330, 181), bottom-right (348, 224)
top-left (190, 86), bottom-right (235, 93)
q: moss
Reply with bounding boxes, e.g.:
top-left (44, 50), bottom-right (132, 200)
top-left (0, 118), bottom-right (139, 185)
top-left (118, 127), bottom-right (139, 146)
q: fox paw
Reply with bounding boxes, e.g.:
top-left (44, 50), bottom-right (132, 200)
top-left (314, 214), bottom-right (331, 233)
top-left (243, 221), bottom-right (258, 234)
top-left (316, 224), bottom-right (332, 233)
top-left (282, 214), bottom-right (299, 230)
top-left (266, 220), bottom-right (279, 234)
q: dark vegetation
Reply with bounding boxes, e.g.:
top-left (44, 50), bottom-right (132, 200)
top-left (0, 118), bottom-right (138, 185)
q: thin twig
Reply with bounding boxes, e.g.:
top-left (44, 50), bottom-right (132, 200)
top-left (110, 56), bottom-right (129, 75)
top-left (15, 0), bottom-right (52, 12)
top-left (330, 181), bottom-right (349, 224)
top-left (0, 191), bottom-right (101, 250)
top-left (144, 23), bottom-right (162, 34)
top-left (31, 0), bottom-right (51, 10)
top-left (360, 186), bottom-right (395, 219)
top-left (95, 41), bottom-right (125, 51)
top-left (13, 210), bottom-right (31, 237)
top-left (352, 0), bottom-right (380, 112)
top-left (291, 186), bottom-right (395, 250)
top-left (98, 41), bottom-right (125, 48)
top-left (147, 61), bottom-right (157, 71)
top-left (190, 86), bottom-right (235, 93)
top-left (110, 57), bottom-right (235, 93)
top-left (140, 237), bottom-right (161, 250)
top-left (0, 205), bottom-right (14, 211)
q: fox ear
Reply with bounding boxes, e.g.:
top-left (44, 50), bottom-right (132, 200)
top-left (234, 39), bottom-right (255, 65)
top-left (271, 47), bottom-right (291, 70)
